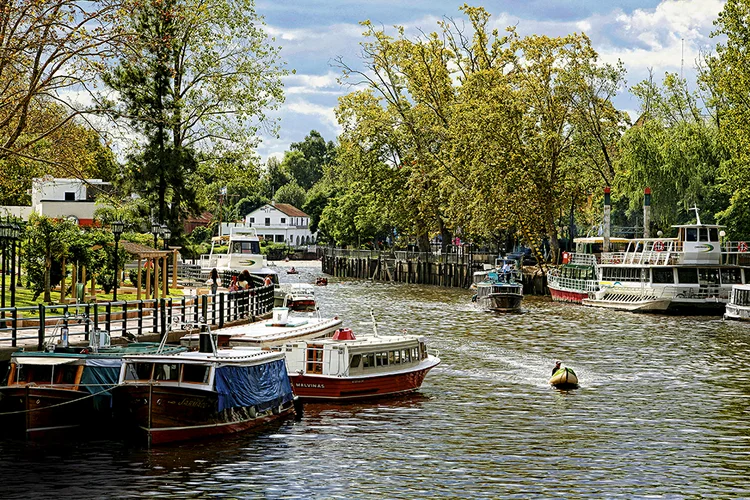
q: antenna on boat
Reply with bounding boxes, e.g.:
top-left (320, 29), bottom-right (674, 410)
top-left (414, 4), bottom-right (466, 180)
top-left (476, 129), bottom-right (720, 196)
top-left (690, 206), bottom-right (701, 225)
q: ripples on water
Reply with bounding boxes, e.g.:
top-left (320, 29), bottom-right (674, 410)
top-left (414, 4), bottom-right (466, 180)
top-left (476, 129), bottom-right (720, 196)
top-left (2, 262), bottom-right (750, 498)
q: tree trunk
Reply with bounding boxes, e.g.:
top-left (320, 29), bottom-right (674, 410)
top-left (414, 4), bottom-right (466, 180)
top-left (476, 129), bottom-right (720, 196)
top-left (43, 255), bottom-right (51, 303)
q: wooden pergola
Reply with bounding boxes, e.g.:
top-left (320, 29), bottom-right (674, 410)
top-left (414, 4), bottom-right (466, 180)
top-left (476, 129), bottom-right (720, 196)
top-left (121, 241), bottom-right (181, 300)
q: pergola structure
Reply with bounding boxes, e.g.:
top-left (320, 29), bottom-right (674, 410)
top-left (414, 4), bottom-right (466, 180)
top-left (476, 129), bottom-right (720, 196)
top-left (120, 241), bottom-right (181, 300)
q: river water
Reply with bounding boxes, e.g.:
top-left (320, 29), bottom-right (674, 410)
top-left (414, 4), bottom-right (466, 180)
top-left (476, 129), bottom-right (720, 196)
top-left (2, 262), bottom-right (750, 498)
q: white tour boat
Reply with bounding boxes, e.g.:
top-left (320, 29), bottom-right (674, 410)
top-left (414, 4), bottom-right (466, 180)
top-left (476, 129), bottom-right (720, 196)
top-left (200, 226), bottom-right (275, 281)
top-left (583, 208), bottom-right (750, 314)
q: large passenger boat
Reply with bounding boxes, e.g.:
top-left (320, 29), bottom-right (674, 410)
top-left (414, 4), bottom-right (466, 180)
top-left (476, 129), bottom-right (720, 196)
top-left (0, 330), bottom-right (185, 440)
top-left (115, 324), bottom-right (298, 445)
top-left (583, 210), bottom-right (750, 313)
top-left (200, 226), bottom-right (275, 282)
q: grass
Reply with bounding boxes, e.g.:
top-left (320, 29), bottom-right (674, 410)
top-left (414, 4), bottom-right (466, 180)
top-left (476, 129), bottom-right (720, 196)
top-left (0, 283), bottom-right (185, 315)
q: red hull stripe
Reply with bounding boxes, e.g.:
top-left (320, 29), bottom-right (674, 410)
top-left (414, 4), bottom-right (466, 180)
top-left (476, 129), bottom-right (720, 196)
top-left (549, 287), bottom-right (588, 304)
top-left (291, 365), bottom-right (437, 400)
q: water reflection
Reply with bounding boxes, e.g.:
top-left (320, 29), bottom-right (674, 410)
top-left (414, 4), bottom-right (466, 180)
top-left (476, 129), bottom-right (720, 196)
top-left (1, 264), bottom-right (750, 497)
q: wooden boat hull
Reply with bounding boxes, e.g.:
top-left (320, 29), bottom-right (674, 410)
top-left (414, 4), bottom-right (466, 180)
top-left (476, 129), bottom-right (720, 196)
top-left (550, 368), bottom-right (579, 389)
top-left (478, 293), bottom-right (523, 312)
top-left (290, 361), bottom-right (439, 401)
top-left (114, 385), bottom-right (296, 446)
top-left (0, 386), bottom-right (99, 440)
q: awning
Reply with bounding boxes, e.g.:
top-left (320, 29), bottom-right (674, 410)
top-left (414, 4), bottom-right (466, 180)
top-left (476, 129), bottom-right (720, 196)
top-left (13, 357), bottom-right (78, 366)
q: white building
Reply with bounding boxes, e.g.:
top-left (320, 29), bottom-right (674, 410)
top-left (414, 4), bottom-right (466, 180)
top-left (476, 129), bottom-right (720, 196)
top-left (241, 202), bottom-right (317, 247)
top-left (30, 177), bottom-right (112, 226)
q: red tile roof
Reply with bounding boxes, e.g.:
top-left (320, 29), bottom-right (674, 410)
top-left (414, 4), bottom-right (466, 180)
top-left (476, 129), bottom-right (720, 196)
top-left (273, 203), bottom-right (308, 217)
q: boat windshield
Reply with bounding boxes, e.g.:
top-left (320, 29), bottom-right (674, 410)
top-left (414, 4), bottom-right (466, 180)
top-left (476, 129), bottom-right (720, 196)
top-left (230, 241), bottom-right (260, 254)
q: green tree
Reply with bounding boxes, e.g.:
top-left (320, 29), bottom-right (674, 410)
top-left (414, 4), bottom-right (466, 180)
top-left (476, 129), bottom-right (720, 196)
top-left (283, 130), bottom-right (335, 189)
top-left (24, 214), bottom-right (78, 303)
top-left (103, 0), bottom-right (286, 237)
top-left (261, 156), bottom-right (290, 199)
top-left (274, 182), bottom-right (306, 208)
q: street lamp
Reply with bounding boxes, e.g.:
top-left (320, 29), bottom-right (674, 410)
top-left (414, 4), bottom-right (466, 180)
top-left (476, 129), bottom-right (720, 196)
top-left (112, 220), bottom-right (124, 301)
top-left (152, 220), bottom-right (161, 249)
top-left (9, 221), bottom-right (19, 309)
top-left (0, 220), bottom-right (9, 320)
top-left (161, 225), bottom-right (171, 250)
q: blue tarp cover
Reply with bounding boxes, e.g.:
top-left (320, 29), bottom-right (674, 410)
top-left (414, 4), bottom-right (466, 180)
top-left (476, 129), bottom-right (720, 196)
top-left (80, 365), bottom-right (120, 411)
top-left (215, 359), bottom-right (294, 413)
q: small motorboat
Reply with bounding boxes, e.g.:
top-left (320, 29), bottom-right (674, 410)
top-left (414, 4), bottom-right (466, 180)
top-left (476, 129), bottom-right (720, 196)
top-left (315, 277), bottom-right (328, 286)
top-left (287, 267), bottom-right (298, 275)
top-left (550, 367), bottom-right (579, 389)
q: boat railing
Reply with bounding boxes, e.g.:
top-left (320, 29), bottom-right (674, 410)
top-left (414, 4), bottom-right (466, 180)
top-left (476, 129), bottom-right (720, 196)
top-left (547, 271), bottom-right (599, 293)
top-left (566, 253), bottom-right (598, 266)
top-left (600, 250), bottom-right (683, 266)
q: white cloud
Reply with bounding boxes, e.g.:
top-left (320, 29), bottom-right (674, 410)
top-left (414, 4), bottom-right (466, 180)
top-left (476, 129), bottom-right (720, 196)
top-left (286, 99), bottom-right (341, 130)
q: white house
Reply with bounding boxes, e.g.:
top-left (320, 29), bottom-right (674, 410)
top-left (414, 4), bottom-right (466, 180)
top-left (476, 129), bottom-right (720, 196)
top-left (0, 177), bottom-right (112, 225)
top-left (242, 201), bottom-right (317, 247)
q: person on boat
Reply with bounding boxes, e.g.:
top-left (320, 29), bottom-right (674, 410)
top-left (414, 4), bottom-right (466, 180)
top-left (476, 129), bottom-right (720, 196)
top-left (552, 360), bottom-right (562, 376)
top-left (501, 261), bottom-right (512, 282)
top-left (290, 266), bottom-right (296, 273)
top-left (207, 268), bottom-right (220, 295)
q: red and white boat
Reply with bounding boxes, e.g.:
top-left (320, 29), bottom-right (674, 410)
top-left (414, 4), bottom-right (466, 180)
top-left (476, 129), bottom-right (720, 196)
top-left (180, 307), bottom-right (342, 348)
top-left (284, 320), bottom-right (440, 401)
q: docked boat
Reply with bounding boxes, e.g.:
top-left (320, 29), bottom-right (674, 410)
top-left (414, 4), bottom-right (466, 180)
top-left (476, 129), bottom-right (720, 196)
top-left (724, 284), bottom-right (750, 321)
top-left (0, 329), bottom-right (185, 440)
top-left (284, 315), bottom-right (440, 400)
top-left (274, 283), bottom-right (316, 311)
top-left (582, 288), bottom-right (671, 312)
top-left (200, 226), bottom-right (275, 282)
top-left (586, 209), bottom-right (750, 314)
top-left (472, 258), bottom-right (523, 312)
top-left (180, 307), bottom-right (341, 348)
top-left (547, 237), bottom-right (630, 303)
top-left (115, 323), bottom-right (299, 445)
top-left (550, 367), bottom-right (579, 389)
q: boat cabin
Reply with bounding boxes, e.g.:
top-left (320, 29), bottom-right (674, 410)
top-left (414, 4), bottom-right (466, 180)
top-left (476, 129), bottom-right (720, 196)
top-left (8, 356), bottom-right (85, 390)
top-left (574, 237), bottom-right (630, 256)
top-left (121, 357), bottom-right (214, 391)
top-left (284, 329), bottom-right (429, 378)
top-left (200, 227), bottom-right (264, 274)
top-left (730, 284), bottom-right (750, 307)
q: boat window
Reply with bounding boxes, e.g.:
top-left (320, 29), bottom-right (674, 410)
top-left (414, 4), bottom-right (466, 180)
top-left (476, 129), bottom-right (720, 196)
top-left (54, 365), bottom-right (79, 385)
top-left (709, 228), bottom-right (719, 242)
top-left (735, 289), bottom-right (750, 306)
top-left (402, 349), bottom-right (410, 362)
top-left (393, 350), bottom-right (400, 364)
top-left (182, 364), bottom-right (210, 384)
top-left (124, 362), bottom-right (154, 381)
top-left (721, 268), bottom-right (742, 285)
top-left (699, 268), bottom-right (721, 285)
top-left (349, 354), bottom-right (361, 369)
top-left (411, 347), bottom-right (418, 361)
top-left (652, 268), bottom-right (674, 284)
top-left (420, 342), bottom-right (426, 360)
top-left (699, 228), bottom-right (709, 242)
top-left (685, 228), bottom-right (697, 242)
top-left (154, 363), bottom-right (180, 381)
top-left (15, 365), bottom-right (52, 384)
top-left (306, 345), bottom-right (324, 374)
top-left (677, 268), bottom-right (699, 284)
top-left (231, 241), bottom-right (261, 254)
top-left (376, 352), bottom-right (388, 366)
top-left (388, 351), bottom-right (395, 364)
top-left (363, 353), bottom-right (375, 368)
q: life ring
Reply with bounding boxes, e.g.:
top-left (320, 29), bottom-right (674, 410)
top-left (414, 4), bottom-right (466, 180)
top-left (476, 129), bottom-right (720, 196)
top-left (612, 257), bottom-right (621, 264)
top-left (653, 241), bottom-right (664, 252)
top-left (739, 241), bottom-right (748, 253)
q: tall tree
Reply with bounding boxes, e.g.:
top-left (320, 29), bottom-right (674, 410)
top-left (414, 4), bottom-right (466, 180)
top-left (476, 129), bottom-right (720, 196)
top-left (103, 0), bottom-right (286, 236)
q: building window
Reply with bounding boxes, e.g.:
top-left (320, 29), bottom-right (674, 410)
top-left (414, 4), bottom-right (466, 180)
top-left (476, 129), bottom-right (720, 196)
top-left (64, 192), bottom-right (75, 201)
top-left (275, 235), bottom-right (284, 243)
top-left (249, 217), bottom-right (255, 223)
top-left (280, 217), bottom-right (286, 224)
top-left (265, 217), bottom-right (270, 226)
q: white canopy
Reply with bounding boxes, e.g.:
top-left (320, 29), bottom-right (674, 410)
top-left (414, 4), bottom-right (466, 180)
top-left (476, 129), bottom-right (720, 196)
top-left (13, 356), bottom-right (77, 366)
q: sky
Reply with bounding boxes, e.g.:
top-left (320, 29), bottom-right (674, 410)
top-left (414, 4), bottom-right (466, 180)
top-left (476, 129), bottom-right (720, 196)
top-left (253, 0), bottom-right (726, 163)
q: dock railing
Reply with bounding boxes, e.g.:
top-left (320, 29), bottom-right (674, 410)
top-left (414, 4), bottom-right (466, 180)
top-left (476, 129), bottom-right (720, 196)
top-left (0, 285), bottom-right (275, 350)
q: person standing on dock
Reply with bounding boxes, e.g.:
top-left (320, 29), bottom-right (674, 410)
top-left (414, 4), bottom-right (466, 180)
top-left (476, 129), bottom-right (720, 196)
top-left (552, 361), bottom-right (562, 376)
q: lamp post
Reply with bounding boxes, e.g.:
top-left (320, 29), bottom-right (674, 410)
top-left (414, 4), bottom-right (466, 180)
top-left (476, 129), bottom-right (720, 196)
top-left (152, 220), bottom-right (161, 249)
top-left (161, 225), bottom-right (171, 250)
top-left (9, 221), bottom-right (19, 309)
top-left (112, 220), bottom-right (124, 301)
top-left (0, 220), bottom-right (9, 320)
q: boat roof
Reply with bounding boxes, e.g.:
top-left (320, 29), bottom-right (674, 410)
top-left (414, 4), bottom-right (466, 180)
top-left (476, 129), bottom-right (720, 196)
top-left (123, 347), bottom-right (284, 364)
top-left (291, 333), bottom-right (425, 349)
top-left (671, 223), bottom-right (725, 229)
top-left (574, 237), bottom-right (630, 243)
top-left (180, 316), bottom-right (342, 344)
